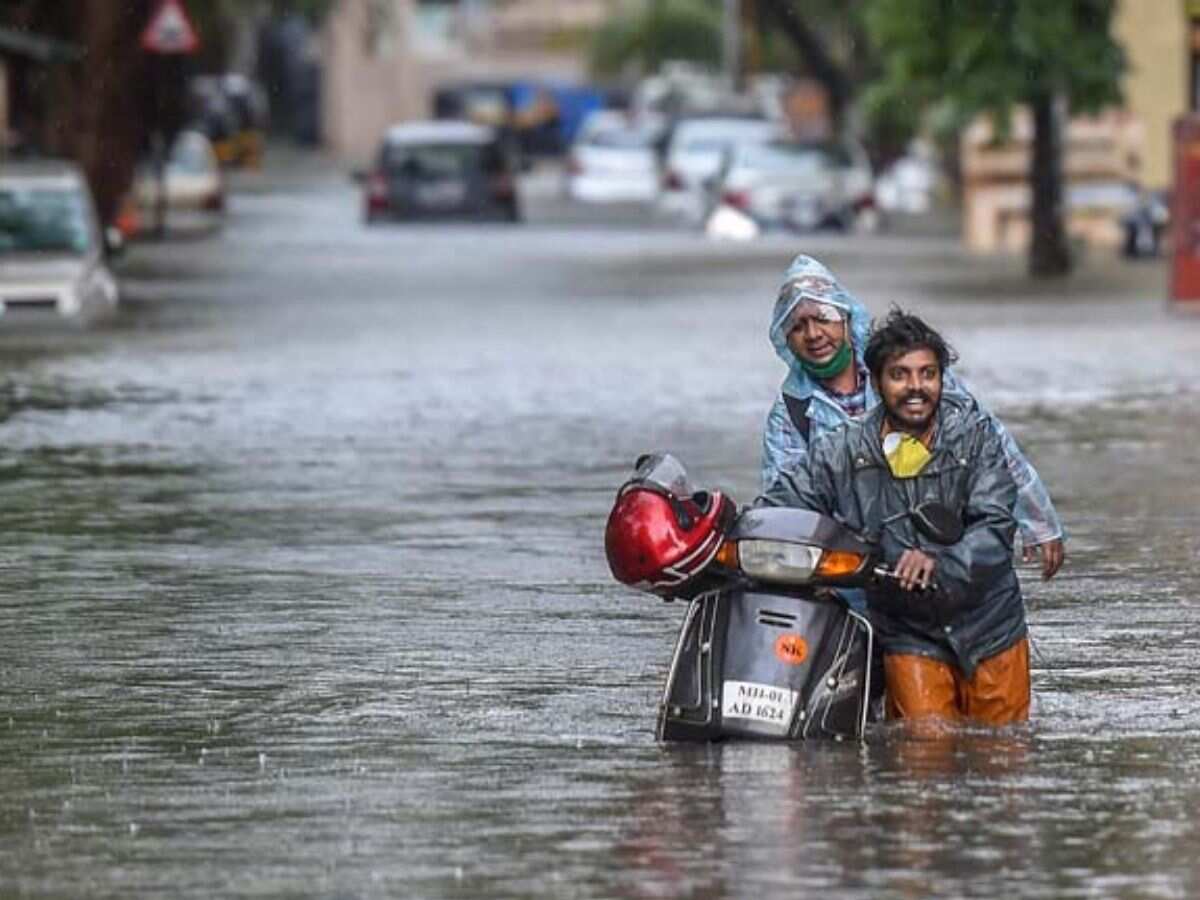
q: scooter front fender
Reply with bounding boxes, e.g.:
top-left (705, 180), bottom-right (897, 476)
top-left (657, 586), bottom-right (877, 742)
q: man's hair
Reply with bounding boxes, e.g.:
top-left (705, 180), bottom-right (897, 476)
top-left (863, 307), bottom-right (958, 380)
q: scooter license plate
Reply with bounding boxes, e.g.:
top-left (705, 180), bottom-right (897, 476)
top-left (721, 679), bottom-right (797, 731)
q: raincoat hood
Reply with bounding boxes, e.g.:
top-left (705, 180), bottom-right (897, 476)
top-left (769, 255), bottom-right (872, 399)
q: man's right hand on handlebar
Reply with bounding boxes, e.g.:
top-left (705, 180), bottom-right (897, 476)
top-left (893, 549), bottom-right (937, 592)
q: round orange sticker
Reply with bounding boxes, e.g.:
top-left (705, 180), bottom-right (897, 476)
top-left (774, 634), bottom-right (808, 665)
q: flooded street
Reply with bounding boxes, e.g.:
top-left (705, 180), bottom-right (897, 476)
top-left (2, 161), bottom-right (1200, 899)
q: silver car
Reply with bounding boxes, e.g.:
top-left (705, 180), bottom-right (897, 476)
top-left (0, 161), bottom-right (120, 322)
top-left (566, 110), bottom-right (665, 204)
top-left (657, 115), bottom-right (786, 223)
top-left (707, 139), bottom-right (877, 232)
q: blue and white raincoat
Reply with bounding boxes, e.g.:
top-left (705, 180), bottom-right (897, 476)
top-left (761, 254), bottom-right (1063, 548)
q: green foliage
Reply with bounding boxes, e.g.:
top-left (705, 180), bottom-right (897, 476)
top-left (589, 0), bottom-right (723, 78)
top-left (865, 0), bottom-right (1125, 126)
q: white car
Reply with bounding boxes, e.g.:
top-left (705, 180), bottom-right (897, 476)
top-left (566, 111), bottom-right (664, 204)
top-left (657, 115), bottom-right (786, 223)
top-left (706, 139), bottom-right (876, 233)
top-left (875, 154), bottom-right (940, 215)
top-left (134, 130), bottom-right (225, 233)
top-left (0, 161), bottom-right (120, 322)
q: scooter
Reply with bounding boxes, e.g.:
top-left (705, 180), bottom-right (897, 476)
top-left (605, 453), bottom-right (960, 742)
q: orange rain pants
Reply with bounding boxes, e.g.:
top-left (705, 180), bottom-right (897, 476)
top-left (884, 638), bottom-right (1030, 725)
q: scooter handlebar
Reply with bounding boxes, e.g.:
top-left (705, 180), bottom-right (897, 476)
top-left (872, 564), bottom-right (941, 594)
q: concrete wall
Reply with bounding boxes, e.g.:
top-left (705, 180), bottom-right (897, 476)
top-left (1114, 0), bottom-right (1188, 190)
top-left (320, 0), bottom-right (419, 165)
top-left (319, 0), bottom-right (601, 166)
top-left (961, 109), bottom-right (1145, 253)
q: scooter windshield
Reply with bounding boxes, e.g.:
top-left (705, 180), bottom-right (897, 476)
top-left (632, 452), bottom-right (696, 500)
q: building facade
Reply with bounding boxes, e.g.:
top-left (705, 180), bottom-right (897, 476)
top-left (319, 0), bottom-right (619, 164)
top-left (962, 2), bottom-right (1190, 253)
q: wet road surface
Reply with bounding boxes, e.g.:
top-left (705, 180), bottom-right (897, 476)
top-left (1, 160), bottom-right (1199, 898)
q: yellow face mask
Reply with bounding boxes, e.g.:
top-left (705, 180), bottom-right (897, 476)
top-left (882, 431), bottom-right (932, 478)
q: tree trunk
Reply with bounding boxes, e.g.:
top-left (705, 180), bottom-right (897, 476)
top-left (1028, 92), bottom-right (1072, 278)
top-left (72, 0), bottom-right (155, 228)
top-left (762, 1), bottom-right (851, 128)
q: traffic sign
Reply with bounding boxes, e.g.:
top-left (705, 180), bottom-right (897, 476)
top-left (141, 0), bottom-right (200, 55)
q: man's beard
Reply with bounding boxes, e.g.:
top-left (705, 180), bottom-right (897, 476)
top-left (884, 389), bottom-right (938, 434)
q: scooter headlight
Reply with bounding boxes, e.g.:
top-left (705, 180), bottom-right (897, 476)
top-left (737, 540), bottom-right (823, 583)
top-left (725, 541), bottom-right (867, 583)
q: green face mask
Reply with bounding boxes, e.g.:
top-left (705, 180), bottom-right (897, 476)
top-left (798, 340), bottom-right (853, 380)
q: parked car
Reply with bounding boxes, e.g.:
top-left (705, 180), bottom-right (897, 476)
top-left (362, 121), bottom-right (521, 224)
top-left (875, 154), bottom-right (939, 216)
top-left (656, 114), bottom-right (786, 223)
top-left (0, 161), bottom-right (120, 322)
top-left (432, 80), bottom-right (522, 161)
top-left (705, 138), bottom-right (876, 233)
top-left (566, 110), bottom-right (665, 204)
top-left (127, 130), bottom-right (225, 237)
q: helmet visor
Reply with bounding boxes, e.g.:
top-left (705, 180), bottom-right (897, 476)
top-left (631, 452), bottom-right (696, 500)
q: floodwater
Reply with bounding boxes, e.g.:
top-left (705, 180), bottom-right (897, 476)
top-left (2, 162), bottom-right (1199, 899)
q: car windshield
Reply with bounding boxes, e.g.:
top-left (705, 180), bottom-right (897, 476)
top-left (0, 185), bottom-right (93, 255)
top-left (586, 127), bottom-right (657, 150)
top-left (382, 143), bottom-right (499, 178)
top-left (169, 133), bottom-right (215, 176)
top-left (677, 121), bottom-right (776, 155)
top-left (736, 142), bottom-right (838, 174)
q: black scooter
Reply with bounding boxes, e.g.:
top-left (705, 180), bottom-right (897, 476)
top-left (605, 453), bottom-right (960, 743)
top-left (656, 503), bottom-right (882, 742)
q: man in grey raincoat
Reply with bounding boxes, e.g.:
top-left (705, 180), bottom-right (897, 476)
top-left (761, 254), bottom-right (1064, 580)
top-left (761, 309), bottom-right (1030, 723)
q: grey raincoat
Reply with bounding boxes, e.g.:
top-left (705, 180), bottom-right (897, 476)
top-left (760, 393), bottom-right (1026, 678)
top-left (761, 255), bottom-right (1064, 549)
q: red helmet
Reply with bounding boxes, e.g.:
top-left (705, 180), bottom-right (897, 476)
top-left (605, 454), bottom-right (734, 598)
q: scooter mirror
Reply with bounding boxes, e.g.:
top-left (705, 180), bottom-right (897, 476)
top-left (911, 501), bottom-right (964, 545)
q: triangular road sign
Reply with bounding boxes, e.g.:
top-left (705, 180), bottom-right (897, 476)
top-left (141, 0), bottom-right (201, 55)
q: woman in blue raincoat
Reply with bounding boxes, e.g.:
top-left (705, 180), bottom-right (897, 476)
top-left (761, 254), bottom-right (1065, 578)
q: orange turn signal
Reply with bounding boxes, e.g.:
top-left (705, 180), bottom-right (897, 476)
top-left (814, 550), bottom-right (865, 578)
top-left (714, 539), bottom-right (739, 570)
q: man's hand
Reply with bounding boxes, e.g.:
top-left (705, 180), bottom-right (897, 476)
top-left (893, 549), bottom-right (937, 592)
top-left (1023, 538), bottom-right (1064, 580)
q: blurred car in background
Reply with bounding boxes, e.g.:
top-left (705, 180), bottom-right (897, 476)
top-left (875, 144), bottom-right (942, 215)
top-left (124, 130), bottom-right (225, 238)
top-left (565, 110), bottom-right (665, 204)
top-left (0, 161), bottom-right (120, 322)
top-left (706, 138), bottom-right (876, 233)
top-left (362, 121), bottom-right (521, 224)
top-left (657, 114), bottom-right (785, 223)
top-left (433, 78), bottom-right (614, 162)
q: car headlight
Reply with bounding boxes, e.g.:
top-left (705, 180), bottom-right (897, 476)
top-left (722, 540), bottom-right (867, 584)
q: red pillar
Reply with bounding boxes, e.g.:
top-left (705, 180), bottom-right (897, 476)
top-left (1169, 116), bottom-right (1200, 309)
